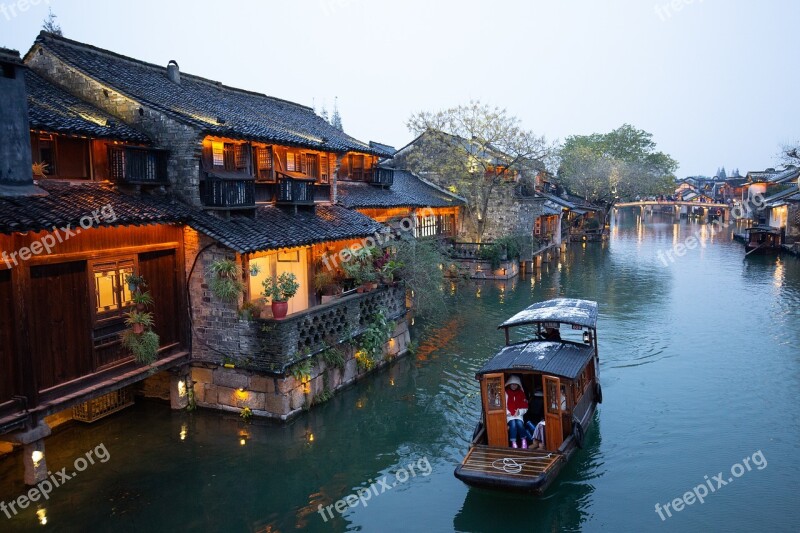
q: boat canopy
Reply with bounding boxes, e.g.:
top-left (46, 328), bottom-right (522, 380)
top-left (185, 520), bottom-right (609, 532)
top-left (476, 341), bottom-right (594, 380)
top-left (498, 298), bottom-right (598, 330)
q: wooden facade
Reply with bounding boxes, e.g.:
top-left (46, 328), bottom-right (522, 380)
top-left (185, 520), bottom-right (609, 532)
top-left (0, 225), bottom-right (188, 423)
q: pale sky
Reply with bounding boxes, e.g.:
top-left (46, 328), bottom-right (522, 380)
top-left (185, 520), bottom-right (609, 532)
top-left (3, 0), bottom-right (798, 177)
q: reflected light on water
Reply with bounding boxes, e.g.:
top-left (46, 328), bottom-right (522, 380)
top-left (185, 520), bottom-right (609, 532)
top-left (774, 258), bottom-right (784, 289)
top-left (36, 508), bottom-right (47, 526)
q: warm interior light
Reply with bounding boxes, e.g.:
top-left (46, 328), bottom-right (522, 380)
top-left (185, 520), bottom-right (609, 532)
top-left (31, 450), bottom-right (44, 467)
top-left (235, 388), bottom-right (248, 400)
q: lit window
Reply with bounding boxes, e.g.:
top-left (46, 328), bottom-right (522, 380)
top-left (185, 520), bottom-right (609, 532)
top-left (91, 259), bottom-right (135, 323)
top-left (212, 141), bottom-right (224, 167)
top-left (286, 152), bottom-right (297, 172)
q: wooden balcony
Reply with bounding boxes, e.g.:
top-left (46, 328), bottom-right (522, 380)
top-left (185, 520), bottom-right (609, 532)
top-left (369, 167), bottom-right (394, 187)
top-left (276, 172), bottom-right (315, 206)
top-left (202, 172), bottom-right (255, 209)
top-left (248, 285), bottom-right (407, 372)
top-left (109, 146), bottom-right (168, 184)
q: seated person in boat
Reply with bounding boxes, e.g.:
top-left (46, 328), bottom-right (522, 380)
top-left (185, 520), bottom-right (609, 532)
top-left (544, 327), bottom-right (561, 341)
top-left (505, 375), bottom-right (528, 449)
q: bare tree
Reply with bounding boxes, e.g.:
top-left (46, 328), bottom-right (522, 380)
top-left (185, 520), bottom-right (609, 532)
top-left (403, 101), bottom-right (554, 241)
top-left (42, 8), bottom-right (62, 36)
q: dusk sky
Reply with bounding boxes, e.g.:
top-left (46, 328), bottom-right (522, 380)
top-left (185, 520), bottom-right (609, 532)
top-left (3, 0), bottom-right (798, 177)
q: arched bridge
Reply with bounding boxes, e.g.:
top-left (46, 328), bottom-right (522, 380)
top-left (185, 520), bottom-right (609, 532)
top-left (613, 201), bottom-right (730, 221)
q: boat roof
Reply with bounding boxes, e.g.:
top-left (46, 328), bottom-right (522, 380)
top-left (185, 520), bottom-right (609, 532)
top-left (745, 225), bottom-right (782, 235)
top-left (477, 341), bottom-right (594, 380)
top-left (498, 298), bottom-right (598, 329)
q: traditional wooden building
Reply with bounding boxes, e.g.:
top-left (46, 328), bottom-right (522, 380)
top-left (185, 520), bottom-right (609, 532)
top-left (20, 32), bottom-right (410, 422)
top-left (0, 48), bottom-right (193, 484)
top-left (337, 168), bottom-right (464, 238)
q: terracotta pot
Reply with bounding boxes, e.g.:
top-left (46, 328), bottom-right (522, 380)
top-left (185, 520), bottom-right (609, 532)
top-left (271, 300), bottom-right (289, 319)
top-left (369, 282), bottom-right (379, 290)
top-left (132, 323), bottom-right (145, 335)
top-left (136, 303), bottom-right (146, 312)
top-left (357, 284), bottom-right (366, 293)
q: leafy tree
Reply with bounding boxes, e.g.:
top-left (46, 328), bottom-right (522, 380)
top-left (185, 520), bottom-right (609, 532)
top-left (42, 8), bottom-right (62, 36)
top-left (403, 101), bottom-right (554, 241)
top-left (557, 124), bottom-right (677, 214)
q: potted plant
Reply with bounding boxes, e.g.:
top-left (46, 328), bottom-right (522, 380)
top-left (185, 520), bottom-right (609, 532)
top-left (125, 273), bottom-right (145, 293)
top-left (262, 272), bottom-right (300, 319)
top-left (210, 258), bottom-right (245, 302)
top-left (343, 261), bottom-right (366, 293)
top-left (314, 270), bottom-right (341, 304)
top-left (131, 290), bottom-right (154, 311)
top-left (125, 309), bottom-right (154, 335)
top-left (121, 329), bottom-right (160, 365)
top-left (380, 260), bottom-right (403, 286)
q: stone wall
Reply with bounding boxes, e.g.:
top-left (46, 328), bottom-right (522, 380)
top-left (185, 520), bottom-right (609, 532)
top-left (190, 319), bottom-right (410, 420)
top-left (27, 48), bottom-right (204, 205)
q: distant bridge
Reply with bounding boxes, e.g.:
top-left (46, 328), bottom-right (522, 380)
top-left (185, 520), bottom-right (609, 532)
top-left (614, 201), bottom-right (729, 209)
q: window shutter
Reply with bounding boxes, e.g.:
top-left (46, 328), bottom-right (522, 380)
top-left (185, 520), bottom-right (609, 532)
top-left (300, 153), bottom-right (307, 175)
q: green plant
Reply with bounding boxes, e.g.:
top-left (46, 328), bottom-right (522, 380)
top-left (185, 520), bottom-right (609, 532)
top-left (291, 359), bottom-right (313, 383)
top-left (238, 300), bottom-right (264, 321)
top-left (121, 329), bottom-right (160, 365)
top-left (320, 345), bottom-right (346, 370)
top-left (124, 309), bottom-right (155, 329)
top-left (342, 260), bottom-right (365, 286)
top-left (249, 263), bottom-right (262, 276)
top-left (380, 260), bottom-right (403, 283)
top-left (240, 406), bottom-right (253, 422)
top-left (393, 238), bottom-right (448, 316)
top-left (495, 236), bottom-right (522, 260)
top-left (478, 243), bottom-right (504, 270)
top-left (355, 349), bottom-right (375, 372)
top-left (131, 290), bottom-right (154, 309)
top-left (125, 273), bottom-right (145, 291)
top-left (359, 311), bottom-right (396, 362)
top-left (314, 270), bottom-right (340, 295)
top-left (312, 389), bottom-right (334, 405)
top-left (210, 259), bottom-right (245, 302)
top-left (262, 272), bottom-right (300, 302)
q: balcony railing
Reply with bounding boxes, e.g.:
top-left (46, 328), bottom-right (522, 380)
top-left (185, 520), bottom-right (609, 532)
top-left (109, 146), bottom-right (168, 184)
top-left (249, 285), bottom-right (407, 372)
top-left (370, 167), bottom-right (394, 187)
top-left (276, 172), bottom-right (315, 206)
top-left (202, 174), bottom-right (255, 209)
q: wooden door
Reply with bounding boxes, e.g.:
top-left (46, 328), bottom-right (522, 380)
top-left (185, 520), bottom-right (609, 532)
top-left (139, 249), bottom-right (180, 346)
top-left (543, 375), bottom-right (564, 451)
top-left (481, 373), bottom-right (508, 447)
top-left (0, 270), bottom-right (18, 404)
top-left (30, 261), bottom-right (92, 391)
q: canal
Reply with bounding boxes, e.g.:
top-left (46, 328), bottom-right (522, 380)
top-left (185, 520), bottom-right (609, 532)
top-left (1, 213), bottom-right (799, 532)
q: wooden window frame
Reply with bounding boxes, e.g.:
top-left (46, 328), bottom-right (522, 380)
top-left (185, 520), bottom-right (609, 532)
top-left (89, 256), bottom-right (138, 327)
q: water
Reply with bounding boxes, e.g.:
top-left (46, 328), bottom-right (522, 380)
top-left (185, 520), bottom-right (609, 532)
top-left (1, 213), bottom-right (799, 532)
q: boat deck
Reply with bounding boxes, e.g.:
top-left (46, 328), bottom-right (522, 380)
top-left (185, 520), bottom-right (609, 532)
top-left (459, 445), bottom-right (563, 481)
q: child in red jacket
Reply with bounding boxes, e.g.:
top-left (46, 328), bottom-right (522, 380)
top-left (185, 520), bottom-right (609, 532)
top-left (505, 375), bottom-right (528, 448)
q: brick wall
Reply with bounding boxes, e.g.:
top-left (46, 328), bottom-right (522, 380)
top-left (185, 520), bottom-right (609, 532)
top-left (27, 49), bottom-right (204, 205)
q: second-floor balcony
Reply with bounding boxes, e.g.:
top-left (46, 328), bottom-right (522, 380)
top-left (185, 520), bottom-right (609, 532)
top-left (109, 146), bottom-right (169, 184)
top-left (202, 170), bottom-right (256, 210)
top-left (368, 167), bottom-right (394, 187)
top-left (276, 172), bottom-right (315, 206)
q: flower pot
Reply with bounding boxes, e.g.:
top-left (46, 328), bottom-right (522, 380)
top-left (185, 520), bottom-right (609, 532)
top-left (136, 303), bottom-right (146, 312)
top-left (128, 283), bottom-right (138, 293)
top-left (132, 323), bottom-right (145, 335)
top-left (271, 301), bottom-right (289, 319)
top-left (369, 282), bottom-right (379, 290)
top-left (357, 284), bottom-right (366, 293)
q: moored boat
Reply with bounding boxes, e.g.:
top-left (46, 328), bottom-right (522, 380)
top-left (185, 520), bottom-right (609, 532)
top-left (454, 298), bottom-right (601, 494)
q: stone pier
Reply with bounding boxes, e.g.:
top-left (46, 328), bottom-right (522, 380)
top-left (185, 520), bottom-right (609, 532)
top-left (0, 421), bottom-right (51, 485)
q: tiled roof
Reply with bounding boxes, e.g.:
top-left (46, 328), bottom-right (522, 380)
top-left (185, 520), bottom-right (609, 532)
top-left (369, 141), bottom-right (396, 156)
top-left (0, 181), bottom-right (189, 234)
top-left (186, 204), bottom-right (387, 254)
top-left (0, 181), bottom-right (385, 254)
top-left (0, 47), bottom-right (23, 65)
top-left (29, 32), bottom-right (392, 157)
top-left (337, 169), bottom-right (464, 209)
top-left (26, 69), bottom-right (150, 142)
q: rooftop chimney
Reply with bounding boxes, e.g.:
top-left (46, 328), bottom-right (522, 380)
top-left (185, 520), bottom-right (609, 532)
top-left (167, 59), bottom-right (180, 84)
top-left (0, 48), bottom-right (45, 197)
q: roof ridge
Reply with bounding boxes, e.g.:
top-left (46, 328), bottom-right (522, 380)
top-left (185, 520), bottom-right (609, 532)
top-left (32, 31), bottom-right (315, 113)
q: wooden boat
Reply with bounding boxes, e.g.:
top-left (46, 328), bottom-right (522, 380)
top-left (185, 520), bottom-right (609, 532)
top-left (744, 226), bottom-right (783, 255)
top-left (454, 298), bottom-right (601, 494)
